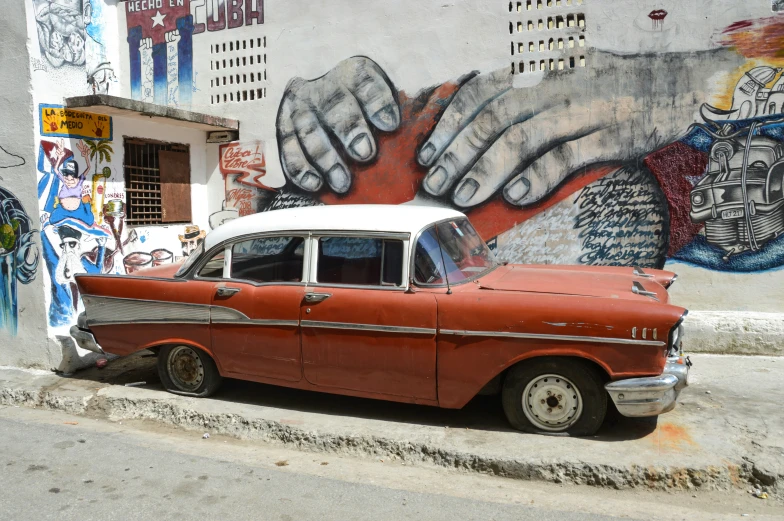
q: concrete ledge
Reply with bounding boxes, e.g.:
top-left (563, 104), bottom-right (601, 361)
top-left (0, 355), bottom-right (782, 499)
top-left (684, 311), bottom-right (784, 356)
top-left (65, 94), bottom-right (239, 132)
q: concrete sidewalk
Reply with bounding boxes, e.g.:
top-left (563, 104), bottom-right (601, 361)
top-left (1, 353), bottom-right (782, 499)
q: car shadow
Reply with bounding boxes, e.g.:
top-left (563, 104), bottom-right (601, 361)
top-left (73, 350), bottom-right (657, 440)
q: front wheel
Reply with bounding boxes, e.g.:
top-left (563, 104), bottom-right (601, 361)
top-left (501, 358), bottom-right (607, 436)
top-left (158, 345), bottom-right (223, 397)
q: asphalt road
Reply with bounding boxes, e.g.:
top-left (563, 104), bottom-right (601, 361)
top-left (0, 408), bottom-right (630, 521)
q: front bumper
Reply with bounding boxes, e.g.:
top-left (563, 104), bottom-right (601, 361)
top-left (69, 325), bottom-right (105, 355)
top-left (605, 356), bottom-right (691, 418)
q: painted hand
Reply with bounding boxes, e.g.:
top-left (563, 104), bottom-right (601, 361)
top-left (276, 56), bottom-right (401, 194)
top-left (418, 50), bottom-right (742, 209)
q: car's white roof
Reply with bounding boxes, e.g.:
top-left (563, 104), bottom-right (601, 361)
top-left (204, 204), bottom-right (466, 249)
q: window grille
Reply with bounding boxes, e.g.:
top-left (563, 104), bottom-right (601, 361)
top-left (123, 139), bottom-right (191, 225)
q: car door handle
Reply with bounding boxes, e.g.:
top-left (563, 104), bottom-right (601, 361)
top-left (216, 287), bottom-right (241, 297)
top-left (304, 292), bottom-right (331, 303)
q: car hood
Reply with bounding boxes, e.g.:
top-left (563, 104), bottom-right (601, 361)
top-left (477, 265), bottom-right (668, 302)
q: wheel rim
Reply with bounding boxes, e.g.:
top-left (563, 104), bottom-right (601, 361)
top-left (167, 346), bottom-right (205, 392)
top-left (522, 373), bottom-right (583, 432)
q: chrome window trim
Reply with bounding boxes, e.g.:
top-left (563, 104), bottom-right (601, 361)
top-left (409, 217), bottom-right (500, 289)
top-left (305, 282), bottom-right (407, 292)
top-left (438, 329), bottom-right (666, 347)
top-left (301, 320), bottom-right (436, 336)
top-left (73, 273), bottom-right (188, 283)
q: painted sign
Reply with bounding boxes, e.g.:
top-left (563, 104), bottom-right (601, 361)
top-left (39, 104), bottom-right (113, 141)
top-left (219, 141), bottom-right (271, 190)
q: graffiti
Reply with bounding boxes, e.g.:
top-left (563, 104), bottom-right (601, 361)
top-left (31, 57), bottom-right (50, 73)
top-left (0, 187), bottom-right (40, 336)
top-left (219, 141), bottom-right (268, 190)
top-left (87, 61), bottom-right (116, 94)
top-left (773, 0), bottom-right (784, 12)
top-left (648, 10), bottom-right (667, 30)
top-left (0, 147), bottom-right (26, 174)
top-left (33, 0), bottom-right (91, 67)
top-left (266, 33), bottom-right (784, 274)
top-left (179, 225), bottom-right (206, 257)
top-left (40, 104), bottom-right (113, 140)
top-left (126, 0), bottom-right (194, 106)
top-left (188, 0), bottom-right (264, 34)
top-left (84, 139), bottom-right (113, 224)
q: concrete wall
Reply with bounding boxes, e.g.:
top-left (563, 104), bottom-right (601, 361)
top-left (7, 0), bottom-right (784, 365)
top-left (113, 0), bottom-right (784, 352)
top-left (0, 0), bottom-right (50, 367)
top-left (1, 0), bottom-right (214, 370)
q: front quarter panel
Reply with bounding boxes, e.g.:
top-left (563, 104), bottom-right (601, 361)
top-left (435, 287), bottom-right (685, 409)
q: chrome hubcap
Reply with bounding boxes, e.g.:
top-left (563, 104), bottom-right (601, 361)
top-left (522, 374), bottom-right (583, 432)
top-left (168, 346), bottom-right (205, 392)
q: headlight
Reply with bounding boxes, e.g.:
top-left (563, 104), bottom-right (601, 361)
top-left (692, 192), bottom-right (705, 206)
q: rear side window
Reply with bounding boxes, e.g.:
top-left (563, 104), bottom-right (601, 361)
top-left (317, 237), bottom-right (404, 286)
top-left (231, 236), bottom-right (305, 283)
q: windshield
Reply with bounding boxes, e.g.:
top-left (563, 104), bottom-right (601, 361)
top-left (174, 242), bottom-right (205, 277)
top-left (414, 218), bottom-right (496, 285)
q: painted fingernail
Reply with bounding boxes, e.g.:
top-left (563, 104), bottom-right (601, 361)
top-left (372, 105), bottom-right (399, 131)
top-left (424, 166), bottom-right (448, 195)
top-left (327, 164), bottom-right (350, 193)
top-left (349, 133), bottom-right (373, 160)
top-left (504, 177), bottom-right (531, 204)
top-left (453, 178), bottom-right (479, 206)
top-left (418, 143), bottom-right (436, 165)
top-left (298, 171), bottom-right (322, 191)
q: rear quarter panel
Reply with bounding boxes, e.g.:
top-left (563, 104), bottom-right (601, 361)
top-left (74, 274), bottom-right (216, 360)
top-left (435, 287), bottom-right (685, 408)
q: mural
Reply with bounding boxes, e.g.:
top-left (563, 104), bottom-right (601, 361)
top-left (0, 186), bottom-right (40, 336)
top-left (33, 107), bottom-right (193, 327)
top-left (31, 0), bottom-right (117, 94)
top-left (209, 140), bottom-right (272, 229)
top-left (126, 1), bottom-right (195, 106)
top-left (248, 14), bottom-right (784, 274)
top-left (124, 0), bottom-right (264, 107)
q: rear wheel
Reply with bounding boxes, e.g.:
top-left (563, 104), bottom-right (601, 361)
top-left (158, 345), bottom-right (223, 397)
top-left (501, 358), bottom-right (607, 436)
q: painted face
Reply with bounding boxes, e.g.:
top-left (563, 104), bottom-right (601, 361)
top-left (55, 238), bottom-right (84, 284)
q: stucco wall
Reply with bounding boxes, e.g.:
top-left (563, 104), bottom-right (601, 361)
top-left (114, 0), bottom-right (784, 319)
top-left (8, 0), bottom-right (784, 366)
top-left (3, 0), bottom-right (213, 370)
top-left (0, 0), bottom-right (49, 367)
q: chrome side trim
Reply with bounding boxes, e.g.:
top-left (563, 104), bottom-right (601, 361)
top-left (439, 329), bottom-right (665, 347)
top-left (301, 320), bottom-right (436, 335)
top-left (211, 318), bottom-right (300, 327)
top-left (82, 295), bottom-right (210, 327)
top-left (74, 273), bottom-right (187, 283)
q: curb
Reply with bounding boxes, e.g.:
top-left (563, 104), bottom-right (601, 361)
top-left (0, 373), bottom-right (780, 498)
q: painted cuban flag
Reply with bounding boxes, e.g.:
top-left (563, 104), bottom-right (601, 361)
top-left (126, 0), bottom-right (194, 107)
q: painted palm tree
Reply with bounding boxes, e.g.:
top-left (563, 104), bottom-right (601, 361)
top-left (85, 139), bottom-right (114, 224)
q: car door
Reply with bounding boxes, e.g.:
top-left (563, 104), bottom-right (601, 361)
top-left (203, 235), bottom-right (307, 382)
top-left (300, 235), bottom-right (438, 401)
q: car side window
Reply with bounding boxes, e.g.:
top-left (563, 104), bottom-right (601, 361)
top-left (413, 227), bottom-right (446, 285)
top-left (317, 237), bottom-right (404, 287)
top-left (197, 250), bottom-right (226, 279)
top-left (231, 236), bottom-right (305, 283)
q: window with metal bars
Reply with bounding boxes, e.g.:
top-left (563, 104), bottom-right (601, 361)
top-left (123, 138), bottom-right (192, 225)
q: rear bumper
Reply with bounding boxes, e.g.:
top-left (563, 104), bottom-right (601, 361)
top-left (605, 356), bottom-right (691, 418)
top-left (69, 325), bottom-right (105, 355)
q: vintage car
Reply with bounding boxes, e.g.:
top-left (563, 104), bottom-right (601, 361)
top-left (690, 135), bottom-right (784, 257)
top-left (71, 205), bottom-right (690, 436)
